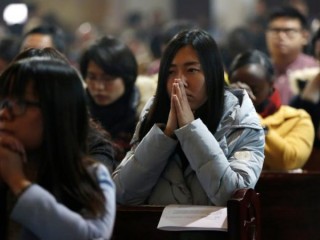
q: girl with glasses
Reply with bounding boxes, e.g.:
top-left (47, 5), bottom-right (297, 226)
top-left (0, 53), bottom-right (115, 240)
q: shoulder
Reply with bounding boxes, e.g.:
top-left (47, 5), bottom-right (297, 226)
top-left (139, 96), bottom-right (155, 120)
top-left (295, 54), bottom-right (318, 67)
top-left (86, 163), bottom-right (114, 186)
top-left (278, 105), bottom-right (311, 119)
top-left (222, 89), bottom-right (261, 128)
top-left (263, 106), bottom-right (312, 126)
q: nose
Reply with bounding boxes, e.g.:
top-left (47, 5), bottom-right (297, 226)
top-left (277, 31), bottom-right (288, 40)
top-left (92, 80), bottom-right (105, 90)
top-left (176, 71), bottom-right (188, 87)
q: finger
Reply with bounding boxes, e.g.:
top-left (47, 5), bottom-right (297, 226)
top-left (0, 136), bottom-right (26, 160)
top-left (0, 136), bottom-right (19, 152)
top-left (248, 91), bottom-right (257, 101)
top-left (171, 79), bottom-right (177, 96)
top-left (175, 79), bottom-right (187, 101)
top-left (172, 94), bottom-right (181, 113)
top-left (173, 80), bottom-right (182, 100)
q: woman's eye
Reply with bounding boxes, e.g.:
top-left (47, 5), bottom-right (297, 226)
top-left (168, 69), bottom-right (175, 75)
top-left (188, 68), bottom-right (199, 73)
top-left (87, 74), bottom-right (96, 80)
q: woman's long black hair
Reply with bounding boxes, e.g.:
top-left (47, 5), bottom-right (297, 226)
top-left (0, 56), bottom-right (105, 217)
top-left (139, 29), bottom-right (226, 140)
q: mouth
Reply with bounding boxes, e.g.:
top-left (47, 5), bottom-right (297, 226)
top-left (276, 43), bottom-right (287, 48)
top-left (94, 95), bottom-right (109, 102)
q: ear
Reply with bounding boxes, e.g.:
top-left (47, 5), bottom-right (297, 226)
top-left (301, 30), bottom-right (310, 46)
top-left (268, 78), bottom-right (275, 96)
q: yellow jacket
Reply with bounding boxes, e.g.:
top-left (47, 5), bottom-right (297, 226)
top-left (261, 106), bottom-right (314, 170)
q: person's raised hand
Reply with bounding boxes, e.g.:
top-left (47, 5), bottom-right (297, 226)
top-left (229, 81), bottom-right (256, 101)
top-left (164, 80), bottom-right (178, 137)
top-left (172, 78), bottom-right (194, 127)
top-left (0, 135), bottom-right (30, 195)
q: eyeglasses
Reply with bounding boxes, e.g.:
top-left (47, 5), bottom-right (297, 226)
top-left (0, 98), bottom-right (40, 116)
top-left (267, 27), bottom-right (302, 38)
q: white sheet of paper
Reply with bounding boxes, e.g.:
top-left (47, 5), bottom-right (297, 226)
top-left (157, 204), bottom-right (228, 231)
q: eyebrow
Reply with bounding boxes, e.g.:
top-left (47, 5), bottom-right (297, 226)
top-left (170, 61), bottom-right (201, 67)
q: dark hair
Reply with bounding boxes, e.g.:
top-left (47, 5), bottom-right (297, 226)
top-left (79, 35), bottom-right (138, 95)
top-left (229, 49), bottom-right (274, 83)
top-left (13, 47), bottom-right (69, 63)
top-left (0, 56), bottom-right (105, 216)
top-left (139, 29), bottom-right (225, 139)
top-left (267, 6), bottom-right (308, 29)
top-left (22, 24), bottom-right (66, 53)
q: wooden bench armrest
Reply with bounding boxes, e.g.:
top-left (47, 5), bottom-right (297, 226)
top-left (228, 188), bottom-right (261, 240)
top-left (113, 188), bottom-right (261, 240)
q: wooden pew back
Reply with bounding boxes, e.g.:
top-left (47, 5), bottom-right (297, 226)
top-left (112, 188), bottom-right (260, 240)
top-left (255, 172), bottom-right (320, 240)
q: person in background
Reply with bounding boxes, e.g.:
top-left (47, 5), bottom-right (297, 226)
top-left (220, 27), bottom-right (254, 71)
top-left (79, 36), bottom-right (139, 160)
top-left (20, 24), bottom-right (66, 54)
top-left (229, 49), bottom-right (314, 170)
top-left (291, 27), bottom-right (320, 148)
top-left (0, 36), bottom-right (20, 74)
top-left (112, 29), bottom-right (264, 206)
top-left (0, 53), bottom-right (115, 239)
top-left (19, 25), bottom-right (118, 173)
top-left (312, 28), bottom-right (320, 61)
top-left (265, 6), bottom-right (318, 104)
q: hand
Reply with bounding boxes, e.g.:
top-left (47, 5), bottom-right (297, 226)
top-left (172, 78), bottom-right (194, 127)
top-left (164, 81), bottom-right (178, 137)
top-left (0, 136), bottom-right (30, 195)
top-left (229, 81), bottom-right (256, 101)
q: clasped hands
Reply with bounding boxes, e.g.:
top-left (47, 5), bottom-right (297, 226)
top-left (164, 78), bottom-right (195, 137)
top-left (0, 135), bottom-right (30, 195)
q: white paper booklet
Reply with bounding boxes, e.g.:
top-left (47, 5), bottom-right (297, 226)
top-left (157, 204), bottom-right (228, 231)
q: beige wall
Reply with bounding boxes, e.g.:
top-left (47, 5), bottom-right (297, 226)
top-left (23, 0), bottom-right (259, 38)
top-left (24, 0), bottom-right (172, 32)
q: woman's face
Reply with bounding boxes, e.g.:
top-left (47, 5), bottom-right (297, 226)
top-left (230, 64), bottom-right (273, 108)
top-left (166, 45), bottom-right (207, 111)
top-left (86, 61), bottom-right (125, 106)
top-left (0, 82), bottom-right (43, 150)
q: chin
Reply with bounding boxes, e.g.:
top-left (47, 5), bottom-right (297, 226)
top-left (94, 99), bottom-right (111, 106)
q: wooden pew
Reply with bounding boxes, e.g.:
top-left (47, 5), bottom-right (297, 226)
top-left (255, 171), bottom-right (320, 240)
top-left (112, 188), bottom-right (260, 240)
